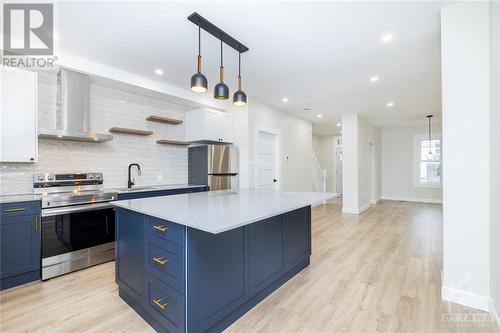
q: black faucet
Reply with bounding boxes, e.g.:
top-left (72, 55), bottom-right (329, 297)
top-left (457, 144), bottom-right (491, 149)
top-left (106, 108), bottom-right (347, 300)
top-left (127, 163), bottom-right (141, 188)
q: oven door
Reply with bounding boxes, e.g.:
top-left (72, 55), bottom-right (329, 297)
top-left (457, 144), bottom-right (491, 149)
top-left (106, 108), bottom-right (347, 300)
top-left (41, 203), bottom-right (115, 279)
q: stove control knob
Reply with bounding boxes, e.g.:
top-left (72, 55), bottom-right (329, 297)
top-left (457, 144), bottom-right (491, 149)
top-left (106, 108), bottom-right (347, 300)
top-left (96, 174), bottom-right (101, 179)
top-left (48, 176), bottom-right (54, 180)
top-left (37, 175), bottom-right (44, 181)
top-left (88, 175), bottom-right (94, 179)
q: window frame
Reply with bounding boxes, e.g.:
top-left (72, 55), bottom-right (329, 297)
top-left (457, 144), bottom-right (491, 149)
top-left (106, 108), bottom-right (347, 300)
top-left (413, 133), bottom-right (442, 188)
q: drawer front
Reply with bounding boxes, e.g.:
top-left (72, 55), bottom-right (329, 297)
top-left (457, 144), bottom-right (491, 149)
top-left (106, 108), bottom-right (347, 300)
top-left (146, 217), bottom-right (185, 246)
top-left (146, 234), bottom-right (185, 293)
top-left (145, 273), bottom-right (185, 333)
top-left (0, 201), bottom-right (40, 218)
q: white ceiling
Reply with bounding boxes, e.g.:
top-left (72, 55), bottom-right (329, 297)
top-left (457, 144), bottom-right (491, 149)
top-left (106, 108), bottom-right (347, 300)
top-left (53, 1), bottom-right (448, 135)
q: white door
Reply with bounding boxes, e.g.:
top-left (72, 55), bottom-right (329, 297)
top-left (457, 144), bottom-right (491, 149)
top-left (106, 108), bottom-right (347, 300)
top-left (256, 131), bottom-right (279, 189)
top-left (335, 147), bottom-right (343, 194)
top-left (0, 67), bottom-right (38, 162)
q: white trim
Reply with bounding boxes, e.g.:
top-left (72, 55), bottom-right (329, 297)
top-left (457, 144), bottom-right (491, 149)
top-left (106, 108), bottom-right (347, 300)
top-left (342, 207), bottom-right (359, 214)
top-left (442, 286), bottom-right (491, 312)
top-left (381, 195), bottom-right (443, 204)
top-left (342, 202), bottom-right (371, 215)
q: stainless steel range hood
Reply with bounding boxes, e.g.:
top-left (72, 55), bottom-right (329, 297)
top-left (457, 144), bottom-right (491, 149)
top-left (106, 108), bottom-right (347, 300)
top-left (39, 69), bottom-right (113, 143)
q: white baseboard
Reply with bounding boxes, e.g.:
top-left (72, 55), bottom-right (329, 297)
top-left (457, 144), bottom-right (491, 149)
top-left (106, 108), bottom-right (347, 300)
top-left (381, 195), bottom-right (443, 204)
top-left (442, 286), bottom-right (491, 312)
top-left (342, 202), bottom-right (371, 215)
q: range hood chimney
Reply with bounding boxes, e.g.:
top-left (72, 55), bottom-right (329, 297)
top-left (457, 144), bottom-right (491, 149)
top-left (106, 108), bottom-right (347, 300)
top-left (39, 69), bottom-right (113, 142)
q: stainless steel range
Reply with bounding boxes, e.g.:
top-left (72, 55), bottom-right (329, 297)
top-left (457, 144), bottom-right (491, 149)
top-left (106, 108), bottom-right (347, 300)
top-left (34, 172), bottom-right (117, 280)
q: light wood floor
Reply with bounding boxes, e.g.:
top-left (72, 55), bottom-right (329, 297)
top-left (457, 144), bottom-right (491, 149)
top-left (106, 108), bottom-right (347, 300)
top-left (0, 201), bottom-right (496, 333)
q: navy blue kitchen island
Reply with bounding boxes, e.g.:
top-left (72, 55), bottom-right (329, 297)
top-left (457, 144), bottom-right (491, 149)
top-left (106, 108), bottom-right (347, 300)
top-left (113, 189), bottom-right (333, 333)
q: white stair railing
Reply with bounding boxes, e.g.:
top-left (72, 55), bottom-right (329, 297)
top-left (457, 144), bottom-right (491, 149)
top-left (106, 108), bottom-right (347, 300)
top-left (312, 153), bottom-right (327, 192)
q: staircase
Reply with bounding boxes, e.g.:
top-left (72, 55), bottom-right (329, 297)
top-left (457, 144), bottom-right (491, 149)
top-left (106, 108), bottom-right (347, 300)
top-left (312, 153), bottom-right (327, 192)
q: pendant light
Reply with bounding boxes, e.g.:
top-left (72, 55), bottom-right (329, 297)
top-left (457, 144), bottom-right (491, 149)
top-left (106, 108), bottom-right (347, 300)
top-left (233, 51), bottom-right (247, 106)
top-left (426, 115), bottom-right (434, 160)
top-left (190, 26), bottom-right (208, 93)
top-left (214, 40), bottom-right (229, 100)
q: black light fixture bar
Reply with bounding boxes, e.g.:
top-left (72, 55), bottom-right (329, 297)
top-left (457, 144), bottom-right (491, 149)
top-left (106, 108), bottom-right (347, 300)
top-left (188, 12), bottom-right (249, 53)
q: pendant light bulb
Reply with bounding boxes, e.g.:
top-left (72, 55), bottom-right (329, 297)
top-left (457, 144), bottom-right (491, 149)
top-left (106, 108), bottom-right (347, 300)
top-left (190, 27), bottom-right (208, 93)
top-left (233, 51), bottom-right (247, 106)
top-left (214, 40), bottom-right (229, 100)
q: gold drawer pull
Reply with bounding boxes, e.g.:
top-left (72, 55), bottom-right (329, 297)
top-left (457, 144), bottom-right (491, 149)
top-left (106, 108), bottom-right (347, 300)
top-left (153, 257), bottom-right (169, 266)
top-left (5, 207), bottom-right (26, 213)
top-left (153, 225), bottom-right (169, 233)
top-left (153, 298), bottom-right (168, 310)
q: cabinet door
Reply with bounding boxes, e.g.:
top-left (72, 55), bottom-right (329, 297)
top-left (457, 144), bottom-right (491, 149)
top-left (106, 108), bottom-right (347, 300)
top-left (116, 209), bottom-right (145, 302)
top-left (186, 227), bottom-right (249, 333)
top-left (0, 67), bottom-right (38, 162)
top-left (284, 207), bottom-right (311, 270)
top-left (249, 216), bottom-right (285, 296)
top-left (0, 214), bottom-right (40, 279)
top-left (204, 109), bottom-right (225, 142)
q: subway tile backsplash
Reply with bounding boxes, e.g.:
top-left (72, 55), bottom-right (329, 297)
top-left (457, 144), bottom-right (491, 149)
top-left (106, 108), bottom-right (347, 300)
top-left (0, 71), bottom-right (192, 195)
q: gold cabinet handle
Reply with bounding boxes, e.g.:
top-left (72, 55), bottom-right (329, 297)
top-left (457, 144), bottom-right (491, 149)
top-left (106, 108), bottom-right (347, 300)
top-left (153, 298), bottom-right (168, 310)
top-left (153, 257), bottom-right (169, 266)
top-left (153, 225), bottom-right (168, 233)
top-left (5, 207), bottom-right (26, 213)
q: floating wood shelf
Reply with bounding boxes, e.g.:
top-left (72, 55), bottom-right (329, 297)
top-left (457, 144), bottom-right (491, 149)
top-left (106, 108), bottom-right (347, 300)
top-left (109, 127), bottom-right (153, 136)
top-left (146, 115), bottom-right (183, 125)
top-left (156, 140), bottom-right (191, 146)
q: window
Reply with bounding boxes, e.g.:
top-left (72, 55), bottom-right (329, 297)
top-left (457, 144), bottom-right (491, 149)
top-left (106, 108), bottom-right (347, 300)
top-left (414, 134), bottom-right (442, 187)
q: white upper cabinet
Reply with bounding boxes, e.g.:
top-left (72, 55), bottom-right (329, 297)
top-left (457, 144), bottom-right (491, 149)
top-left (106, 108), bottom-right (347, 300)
top-left (185, 108), bottom-right (234, 143)
top-left (0, 67), bottom-right (38, 162)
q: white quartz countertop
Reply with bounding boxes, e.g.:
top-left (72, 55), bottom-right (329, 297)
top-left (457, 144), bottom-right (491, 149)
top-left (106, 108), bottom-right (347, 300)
top-left (112, 188), bottom-right (336, 234)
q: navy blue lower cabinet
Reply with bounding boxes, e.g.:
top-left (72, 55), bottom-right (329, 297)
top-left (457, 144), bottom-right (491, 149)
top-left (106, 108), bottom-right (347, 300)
top-left (249, 215), bottom-right (285, 296)
top-left (0, 201), bottom-right (41, 290)
top-left (116, 205), bottom-right (311, 333)
top-left (145, 273), bottom-right (185, 333)
top-left (186, 227), bottom-right (249, 333)
top-left (284, 207), bottom-right (311, 270)
top-left (116, 208), bottom-right (145, 301)
top-left (145, 233), bottom-right (185, 293)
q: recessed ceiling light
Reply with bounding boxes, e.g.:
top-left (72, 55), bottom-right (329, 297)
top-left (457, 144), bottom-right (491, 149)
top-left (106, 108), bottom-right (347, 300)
top-left (387, 102), bottom-right (395, 107)
top-left (155, 69), bottom-right (164, 75)
top-left (303, 108), bottom-right (310, 112)
top-left (336, 122), bottom-right (341, 127)
top-left (282, 98), bottom-right (289, 102)
top-left (370, 76), bottom-right (379, 83)
top-left (381, 34), bottom-right (393, 43)
top-left (317, 114), bottom-right (323, 118)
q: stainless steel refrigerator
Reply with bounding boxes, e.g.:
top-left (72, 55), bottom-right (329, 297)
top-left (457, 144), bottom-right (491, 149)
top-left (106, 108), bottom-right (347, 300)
top-left (188, 145), bottom-right (239, 191)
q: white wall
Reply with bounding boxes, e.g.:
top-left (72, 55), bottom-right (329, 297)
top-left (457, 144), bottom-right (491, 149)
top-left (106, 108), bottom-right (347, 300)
top-left (342, 114), bottom-right (381, 214)
top-left (489, 0), bottom-right (500, 323)
top-left (248, 100), bottom-right (312, 191)
top-left (381, 124), bottom-right (443, 203)
top-left (312, 134), bottom-right (336, 193)
top-left (0, 71), bottom-right (191, 194)
top-left (441, 1), bottom-right (492, 311)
